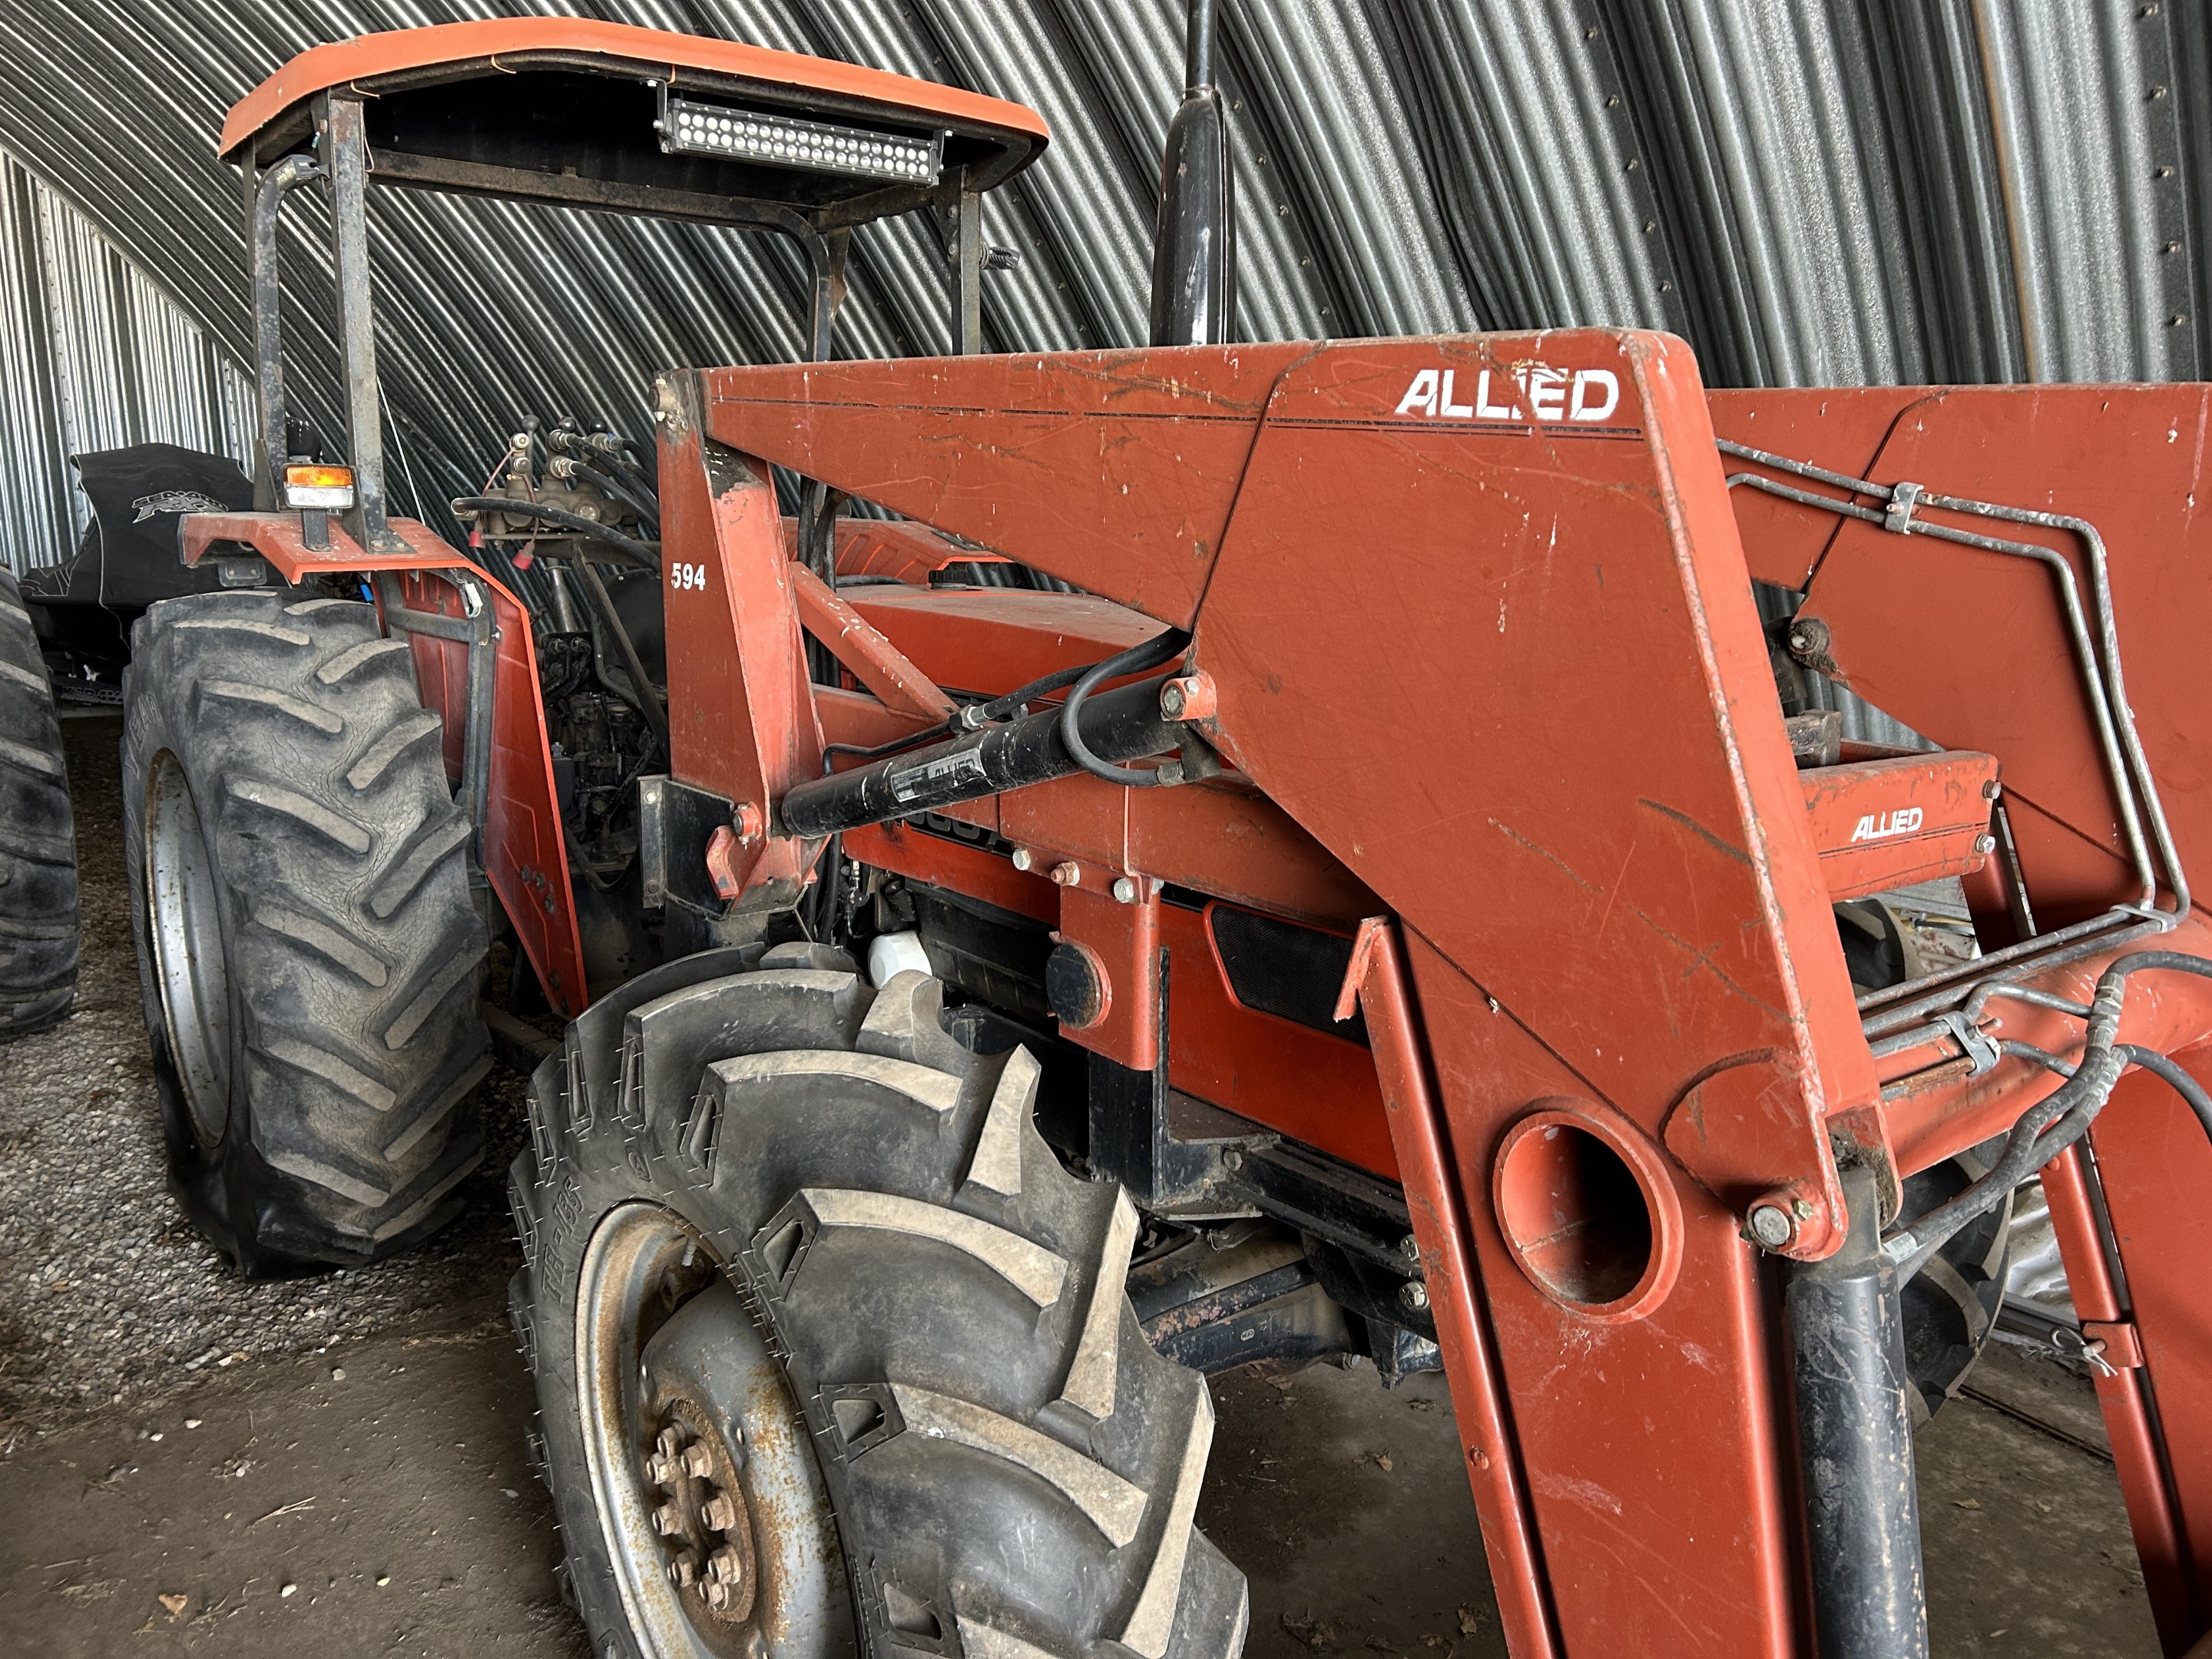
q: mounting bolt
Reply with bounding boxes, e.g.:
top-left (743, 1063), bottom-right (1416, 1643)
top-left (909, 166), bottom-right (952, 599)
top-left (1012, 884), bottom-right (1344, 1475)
top-left (681, 1443), bottom-right (714, 1479)
top-left (1112, 876), bottom-right (1138, 903)
top-left (1050, 861), bottom-right (1081, 886)
top-left (1785, 616), bottom-right (1834, 669)
top-left (1747, 1203), bottom-right (1796, 1250)
top-left (1399, 1280), bottom-right (1430, 1313)
top-left (1397, 1233), bottom-right (1421, 1264)
top-left (1982, 778), bottom-right (2003, 800)
top-left (703, 1494), bottom-right (739, 1532)
top-left (1010, 847), bottom-right (1035, 872)
top-left (1158, 671), bottom-right (1217, 721)
top-left (1974, 833), bottom-right (1998, 855)
top-left (731, 802), bottom-right (765, 846)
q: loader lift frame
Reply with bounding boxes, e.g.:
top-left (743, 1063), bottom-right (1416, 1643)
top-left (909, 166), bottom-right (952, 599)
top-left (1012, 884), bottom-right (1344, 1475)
top-left (187, 16), bottom-right (2212, 1658)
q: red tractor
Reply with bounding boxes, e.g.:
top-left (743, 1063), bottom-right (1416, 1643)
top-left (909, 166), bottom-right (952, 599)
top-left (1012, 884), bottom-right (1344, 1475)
top-left (93, 12), bottom-right (2212, 1658)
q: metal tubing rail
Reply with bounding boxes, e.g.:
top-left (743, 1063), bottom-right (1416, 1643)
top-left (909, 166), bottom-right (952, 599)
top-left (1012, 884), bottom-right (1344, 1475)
top-left (249, 153), bottom-right (323, 503)
top-left (1716, 439), bottom-right (2189, 1060)
top-left (1719, 439), bottom-right (2173, 917)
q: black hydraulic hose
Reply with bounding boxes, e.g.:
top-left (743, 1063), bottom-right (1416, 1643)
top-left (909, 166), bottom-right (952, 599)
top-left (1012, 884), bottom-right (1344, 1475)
top-left (1888, 1052), bottom-right (2120, 1282)
top-left (1058, 627), bottom-right (1192, 786)
top-left (551, 429), bottom-right (661, 508)
top-left (562, 451), bottom-right (662, 529)
top-left (974, 659), bottom-right (1097, 725)
top-left (555, 552), bottom-right (670, 753)
top-left (450, 497), bottom-right (661, 571)
top-left (1886, 950), bottom-right (2212, 1279)
top-left (2003, 1041), bottom-right (2212, 1156)
top-left (2119, 1045), bottom-right (2212, 1144)
top-left (820, 723), bottom-right (955, 773)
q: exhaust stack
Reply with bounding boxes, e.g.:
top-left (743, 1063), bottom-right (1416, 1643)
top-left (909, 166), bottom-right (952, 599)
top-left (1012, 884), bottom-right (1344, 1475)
top-left (1147, 0), bottom-right (1237, 346)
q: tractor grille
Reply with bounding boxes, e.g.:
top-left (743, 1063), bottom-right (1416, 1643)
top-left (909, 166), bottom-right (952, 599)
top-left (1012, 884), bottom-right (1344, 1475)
top-left (1207, 906), bottom-right (1368, 1046)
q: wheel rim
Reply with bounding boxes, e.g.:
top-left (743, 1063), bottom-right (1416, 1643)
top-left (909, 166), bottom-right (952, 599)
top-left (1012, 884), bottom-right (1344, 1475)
top-left (144, 750), bottom-right (231, 1147)
top-left (577, 1201), bottom-right (852, 1659)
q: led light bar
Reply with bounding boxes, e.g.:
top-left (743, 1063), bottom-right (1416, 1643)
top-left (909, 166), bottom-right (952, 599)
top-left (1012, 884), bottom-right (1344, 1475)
top-left (657, 94), bottom-right (942, 185)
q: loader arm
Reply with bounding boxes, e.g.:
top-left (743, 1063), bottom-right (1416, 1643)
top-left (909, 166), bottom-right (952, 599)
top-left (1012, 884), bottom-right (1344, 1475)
top-left (653, 329), bottom-right (2212, 1657)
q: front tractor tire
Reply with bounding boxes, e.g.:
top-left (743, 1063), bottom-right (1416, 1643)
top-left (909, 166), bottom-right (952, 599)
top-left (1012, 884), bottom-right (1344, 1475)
top-left (512, 953), bottom-right (1248, 1659)
top-left (123, 591), bottom-right (491, 1273)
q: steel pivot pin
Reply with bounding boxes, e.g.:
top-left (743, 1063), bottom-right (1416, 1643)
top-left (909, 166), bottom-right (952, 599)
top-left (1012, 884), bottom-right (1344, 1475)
top-left (1747, 1203), bottom-right (1796, 1250)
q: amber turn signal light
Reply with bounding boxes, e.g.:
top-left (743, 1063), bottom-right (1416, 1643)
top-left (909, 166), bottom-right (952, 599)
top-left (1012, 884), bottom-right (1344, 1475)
top-left (281, 463), bottom-right (356, 511)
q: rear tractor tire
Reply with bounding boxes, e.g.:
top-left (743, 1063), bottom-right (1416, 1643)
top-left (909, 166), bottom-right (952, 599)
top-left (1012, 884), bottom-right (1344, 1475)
top-left (0, 565), bottom-right (79, 1038)
top-left (511, 951), bottom-right (1248, 1659)
top-left (123, 591), bottom-right (491, 1273)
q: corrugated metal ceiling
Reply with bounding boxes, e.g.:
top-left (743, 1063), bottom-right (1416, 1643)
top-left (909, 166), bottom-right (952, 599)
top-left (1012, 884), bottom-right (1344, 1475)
top-left (0, 0), bottom-right (2207, 568)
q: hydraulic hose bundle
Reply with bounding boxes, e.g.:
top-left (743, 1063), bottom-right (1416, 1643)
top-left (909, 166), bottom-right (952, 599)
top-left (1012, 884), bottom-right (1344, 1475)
top-left (1884, 952), bottom-right (2212, 1280)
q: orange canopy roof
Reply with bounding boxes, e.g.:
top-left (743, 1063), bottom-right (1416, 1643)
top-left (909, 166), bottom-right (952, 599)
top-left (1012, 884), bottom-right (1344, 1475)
top-left (220, 18), bottom-right (1049, 162)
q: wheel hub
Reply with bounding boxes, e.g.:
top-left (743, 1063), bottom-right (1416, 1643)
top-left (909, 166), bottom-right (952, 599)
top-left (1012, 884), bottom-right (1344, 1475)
top-left (576, 1201), bottom-right (851, 1659)
top-left (643, 1408), bottom-right (760, 1623)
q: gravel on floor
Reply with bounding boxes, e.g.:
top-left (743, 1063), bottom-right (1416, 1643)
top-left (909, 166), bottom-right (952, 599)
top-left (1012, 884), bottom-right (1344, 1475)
top-left (0, 712), bottom-right (530, 1442)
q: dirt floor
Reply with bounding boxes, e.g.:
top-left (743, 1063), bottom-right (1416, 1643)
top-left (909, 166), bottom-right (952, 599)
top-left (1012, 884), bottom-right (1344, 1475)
top-left (0, 713), bottom-right (2165, 1655)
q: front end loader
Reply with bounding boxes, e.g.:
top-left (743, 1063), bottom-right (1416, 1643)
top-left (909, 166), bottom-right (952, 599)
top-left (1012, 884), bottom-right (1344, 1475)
top-left (122, 10), bottom-right (2212, 1657)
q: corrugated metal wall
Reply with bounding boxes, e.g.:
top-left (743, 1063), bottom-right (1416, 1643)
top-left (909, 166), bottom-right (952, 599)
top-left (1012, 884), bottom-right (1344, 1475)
top-left (0, 0), bottom-right (2207, 575)
top-left (0, 149), bottom-right (256, 571)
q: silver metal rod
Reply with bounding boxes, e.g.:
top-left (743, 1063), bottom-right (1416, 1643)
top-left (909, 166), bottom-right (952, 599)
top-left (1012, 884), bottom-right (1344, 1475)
top-left (1715, 437), bottom-right (2191, 1058)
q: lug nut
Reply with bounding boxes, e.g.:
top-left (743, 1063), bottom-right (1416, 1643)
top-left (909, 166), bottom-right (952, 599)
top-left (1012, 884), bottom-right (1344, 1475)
top-left (657, 1426), bottom-right (683, 1457)
top-left (705, 1581), bottom-right (731, 1611)
top-left (1398, 1280), bottom-right (1429, 1313)
top-left (668, 1553), bottom-right (700, 1588)
top-left (652, 1503), bottom-right (684, 1537)
top-left (709, 1547), bottom-right (745, 1585)
top-left (646, 1453), bottom-right (677, 1486)
top-left (1747, 1203), bottom-right (1796, 1250)
top-left (681, 1443), bottom-right (714, 1479)
top-left (1050, 861), bottom-right (1081, 886)
top-left (703, 1494), bottom-right (738, 1532)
